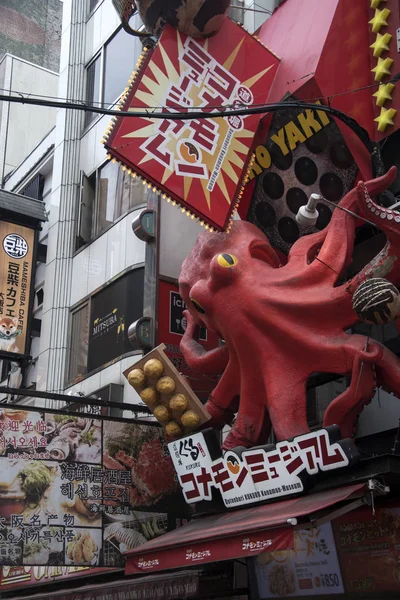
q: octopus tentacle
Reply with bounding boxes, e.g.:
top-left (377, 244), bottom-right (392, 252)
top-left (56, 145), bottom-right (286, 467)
top-left (180, 310), bottom-right (229, 375)
top-left (347, 166), bottom-right (400, 294)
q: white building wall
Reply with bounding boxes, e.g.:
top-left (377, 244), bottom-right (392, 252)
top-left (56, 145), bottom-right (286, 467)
top-left (0, 55), bottom-right (58, 182)
top-left (34, 0), bottom-right (147, 401)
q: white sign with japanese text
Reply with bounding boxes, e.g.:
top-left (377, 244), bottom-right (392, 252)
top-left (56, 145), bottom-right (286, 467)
top-left (168, 429), bottom-right (354, 508)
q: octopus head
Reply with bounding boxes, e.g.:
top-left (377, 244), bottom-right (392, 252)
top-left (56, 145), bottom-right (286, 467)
top-left (179, 221), bottom-right (280, 332)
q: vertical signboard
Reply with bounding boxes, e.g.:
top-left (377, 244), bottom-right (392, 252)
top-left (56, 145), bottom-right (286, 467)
top-left (0, 407), bottom-right (182, 567)
top-left (0, 222), bottom-right (35, 358)
top-left (105, 19), bottom-right (280, 231)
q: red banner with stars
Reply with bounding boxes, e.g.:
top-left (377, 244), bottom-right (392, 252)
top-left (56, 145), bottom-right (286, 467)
top-left (105, 19), bottom-right (280, 231)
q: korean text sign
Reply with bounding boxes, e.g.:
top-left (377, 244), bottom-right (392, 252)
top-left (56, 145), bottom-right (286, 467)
top-left (168, 429), bottom-right (357, 508)
top-left (105, 19), bottom-right (280, 231)
top-left (0, 222), bottom-right (34, 358)
top-left (0, 408), bottom-right (180, 567)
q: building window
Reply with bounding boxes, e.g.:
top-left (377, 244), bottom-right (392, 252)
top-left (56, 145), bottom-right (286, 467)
top-left (20, 174), bottom-right (45, 201)
top-left (229, 1), bottom-right (245, 24)
top-left (67, 269), bottom-right (144, 384)
top-left (85, 55), bottom-right (102, 127)
top-left (68, 303), bottom-right (90, 384)
top-left (35, 288), bottom-right (44, 309)
top-left (88, 0), bottom-right (99, 15)
top-left (76, 161), bottom-right (147, 250)
top-left (84, 27), bottom-right (142, 127)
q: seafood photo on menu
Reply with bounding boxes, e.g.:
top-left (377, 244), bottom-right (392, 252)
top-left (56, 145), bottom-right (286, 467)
top-left (101, 421), bottom-right (179, 566)
top-left (44, 415), bottom-right (101, 464)
top-left (103, 421), bottom-right (179, 509)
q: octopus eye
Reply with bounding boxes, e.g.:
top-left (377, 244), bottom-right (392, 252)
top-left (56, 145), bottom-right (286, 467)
top-left (217, 253), bottom-right (238, 268)
top-left (190, 299), bottom-right (206, 314)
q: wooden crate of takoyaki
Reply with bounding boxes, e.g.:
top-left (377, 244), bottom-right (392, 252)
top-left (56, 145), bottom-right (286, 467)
top-left (123, 343), bottom-right (210, 440)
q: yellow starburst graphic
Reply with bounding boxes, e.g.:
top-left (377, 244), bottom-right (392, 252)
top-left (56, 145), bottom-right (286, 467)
top-left (121, 30), bottom-right (276, 208)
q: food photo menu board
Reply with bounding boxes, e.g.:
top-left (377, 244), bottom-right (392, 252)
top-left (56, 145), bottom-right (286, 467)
top-left (0, 407), bottom-right (181, 567)
top-left (251, 523), bottom-right (344, 597)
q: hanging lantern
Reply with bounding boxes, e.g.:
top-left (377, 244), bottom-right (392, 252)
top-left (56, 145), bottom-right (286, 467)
top-left (352, 277), bottom-right (400, 325)
top-left (112, 0), bottom-right (231, 39)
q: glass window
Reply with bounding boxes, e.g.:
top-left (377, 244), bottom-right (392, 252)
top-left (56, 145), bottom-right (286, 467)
top-left (85, 55), bottom-right (101, 127)
top-left (68, 304), bottom-right (89, 383)
top-left (96, 161), bottom-right (119, 234)
top-left (76, 172), bottom-right (96, 250)
top-left (89, 0), bottom-right (99, 14)
top-left (95, 162), bottom-right (148, 236)
top-left (103, 28), bottom-right (142, 106)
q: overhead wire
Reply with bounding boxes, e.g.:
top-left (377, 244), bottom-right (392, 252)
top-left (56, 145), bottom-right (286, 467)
top-left (1, 73), bottom-right (399, 111)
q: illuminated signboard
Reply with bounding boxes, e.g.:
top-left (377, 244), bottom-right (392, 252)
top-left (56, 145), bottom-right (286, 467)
top-left (104, 19), bottom-right (280, 231)
top-left (0, 408), bottom-right (181, 567)
top-left (168, 427), bottom-right (359, 508)
top-left (0, 222), bottom-right (35, 358)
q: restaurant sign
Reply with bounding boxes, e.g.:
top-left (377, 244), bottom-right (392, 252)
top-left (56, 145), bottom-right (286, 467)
top-left (104, 18), bottom-right (280, 231)
top-left (0, 221), bottom-right (35, 358)
top-left (168, 427), bottom-right (359, 508)
top-left (0, 407), bottom-right (181, 567)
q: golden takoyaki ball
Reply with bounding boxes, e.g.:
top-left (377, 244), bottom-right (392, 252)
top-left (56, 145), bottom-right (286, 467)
top-left (156, 376), bottom-right (176, 395)
top-left (153, 404), bottom-right (171, 423)
top-left (164, 420), bottom-right (183, 439)
top-left (143, 358), bottom-right (164, 379)
top-left (128, 368), bottom-right (146, 390)
top-left (181, 410), bottom-right (201, 430)
top-left (169, 393), bottom-right (188, 414)
top-left (139, 386), bottom-right (158, 406)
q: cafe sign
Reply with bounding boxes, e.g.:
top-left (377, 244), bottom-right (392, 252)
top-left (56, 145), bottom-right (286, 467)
top-left (104, 18), bottom-right (280, 231)
top-left (0, 221), bottom-right (35, 358)
top-left (168, 427), bottom-right (360, 508)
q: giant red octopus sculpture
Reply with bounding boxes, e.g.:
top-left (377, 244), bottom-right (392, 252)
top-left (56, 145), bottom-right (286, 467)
top-left (179, 167), bottom-right (400, 451)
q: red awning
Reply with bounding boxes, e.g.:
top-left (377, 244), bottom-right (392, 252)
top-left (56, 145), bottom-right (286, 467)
top-left (125, 483), bottom-right (366, 575)
top-left (12, 571), bottom-right (200, 600)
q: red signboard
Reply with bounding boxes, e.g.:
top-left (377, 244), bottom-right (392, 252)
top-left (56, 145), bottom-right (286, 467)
top-left (332, 502), bottom-right (400, 594)
top-left (157, 279), bottom-right (219, 401)
top-left (105, 19), bottom-right (280, 231)
top-left (0, 566), bottom-right (117, 591)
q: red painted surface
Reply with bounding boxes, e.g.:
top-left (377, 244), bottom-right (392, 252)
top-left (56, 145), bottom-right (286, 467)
top-left (125, 483), bottom-right (365, 575)
top-left (258, 0), bottom-right (339, 103)
top-left (259, 0), bottom-right (374, 178)
top-left (178, 168), bottom-right (400, 450)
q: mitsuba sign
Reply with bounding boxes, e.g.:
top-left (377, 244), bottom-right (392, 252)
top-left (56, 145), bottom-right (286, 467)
top-left (104, 19), bottom-right (280, 231)
top-left (0, 222), bottom-right (35, 358)
top-left (168, 427), bottom-right (360, 508)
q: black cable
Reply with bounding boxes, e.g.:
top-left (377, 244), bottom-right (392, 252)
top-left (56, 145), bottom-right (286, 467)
top-left (0, 94), bottom-right (381, 175)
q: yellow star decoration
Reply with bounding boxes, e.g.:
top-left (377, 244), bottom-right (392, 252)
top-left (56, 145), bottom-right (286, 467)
top-left (371, 0), bottom-right (386, 8)
top-left (373, 82), bottom-right (395, 107)
top-left (369, 7), bottom-right (391, 33)
top-left (375, 106), bottom-right (397, 132)
top-left (371, 56), bottom-right (393, 81)
top-left (370, 32), bottom-right (392, 57)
